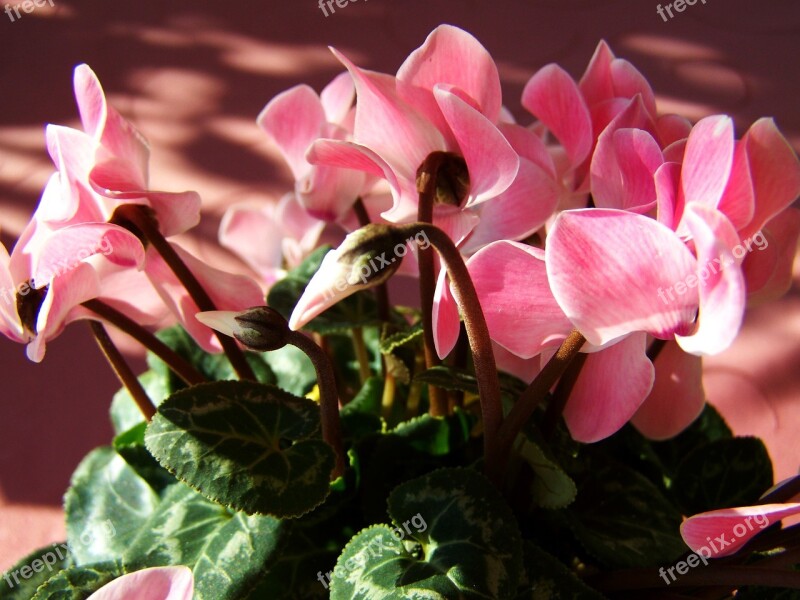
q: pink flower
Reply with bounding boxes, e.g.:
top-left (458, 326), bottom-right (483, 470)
top-left (86, 566), bottom-right (194, 600)
top-left (681, 502), bottom-right (800, 558)
top-left (257, 73), bottom-right (371, 222)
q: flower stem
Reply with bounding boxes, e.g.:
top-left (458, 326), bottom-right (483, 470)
top-left (416, 154), bottom-right (449, 417)
top-left (83, 299), bottom-right (207, 386)
top-left (496, 330), bottom-right (586, 470)
top-left (114, 204), bottom-right (256, 381)
top-left (88, 320), bottom-right (156, 420)
top-left (352, 327), bottom-right (372, 385)
top-left (396, 222), bottom-right (503, 484)
top-left (286, 330), bottom-right (346, 479)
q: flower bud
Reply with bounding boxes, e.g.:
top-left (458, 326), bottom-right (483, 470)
top-left (196, 307), bottom-right (289, 352)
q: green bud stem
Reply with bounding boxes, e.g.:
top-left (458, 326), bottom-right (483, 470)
top-left (395, 222), bottom-right (503, 485)
top-left (114, 204), bottom-right (257, 382)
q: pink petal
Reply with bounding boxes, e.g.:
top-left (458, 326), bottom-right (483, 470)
top-left (740, 118), bottom-right (800, 239)
top-left (434, 86), bottom-right (519, 206)
top-left (656, 114), bottom-right (693, 147)
top-left (591, 128), bottom-right (663, 212)
top-left (219, 203), bottom-right (285, 282)
top-left (257, 84), bottom-right (326, 180)
top-left (431, 204), bottom-right (480, 247)
top-left (320, 71), bottom-right (355, 124)
top-left (717, 142), bottom-right (755, 232)
top-left (0, 243), bottom-right (24, 341)
top-left (631, 340), bottom-right (705, 439)
top-left (564, 333), bottom-right (654, 443)
top-left (743, 208), bottom-right (800, 305)
top-left (492, 341), bottom-right (541, 383)
top-left (275, 193), bottom-right (326, 268)
top-left (432, 268), bottom-right (461, 359)
top-left (498, 122), bottom-right (557, 177)
top-left (145, 244), bottom-right (265, 352)
top-left (87, 566), bottom-right (194, 600)
top-left (461, 158), bottom-right (559, 253)
top-left (141, 191), bottom-right (202, 238)
top-left (655, 162), bottom-right (682, 230)
top-left (297, 163), bottom-right (366, 222)
top-left (331, 47), bottom-right (444, 180)
top-left (681, 504), bottom-right (800, 558)
top-left (32, 224), bottom-right (145, 287)
top-left (609, 59), bottom-right (657, 116)
top-left (73, 64), bottom-right (150, 180)
top-left (468, 241), bottom-right (572, 359)
top-left (675, 205), bottom-right (745, 356)
top-left (578, 40), bottom-right (616, 108)
top-left (681, 116), bottom-right (734, 207)
top-left (397, 24), bottom-right (502, 122)
top-left (522, 64), bottom-right (593, 167)
top-left (29, 261), bottom-right (102, 362)
top-left (546, 209), bottom-right (698, 346)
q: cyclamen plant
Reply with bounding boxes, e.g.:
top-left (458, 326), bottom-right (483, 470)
top-left (3, 24), bottom-right (800, 600)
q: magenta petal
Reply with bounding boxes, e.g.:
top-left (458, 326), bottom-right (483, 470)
top-left (432, 268), bottom-right (461, 359)
top-left (656, 113), bottom-right (693, 147)
top-left (522, 64), bottom-right (593, 167)
top-left (257, 84), bottom-right (326, 180)
top-left (578, 40), bottom-right (616, 107)
top-left (564, 333), bottom-right (654, 443)
top-left (655, 162), bottom-right (682, 230)
top-left (468, 241), bottom-right (572, 358)
top-left (681, 504), bottom-right (800, 558)
top-left (434, 86), bottom-right (519, 206)
top-left (320, 71), bottom-right (355, 124)
top-left (397, 24), bottom-right (502, 122)
top-left (461, 158), bottom-right (558, 253)
top-left (675, 205), bottom-right (745, 356)
top-left (681, 116), bottom-right (734, 207)
top-left (609, 59), bottom-right (657, 117)
top-left (498, 122), bottom-right (557, 177)
top-left (87, 566), bottom-right (194, 600)
top-left (546, 209), bottom-right (698, 345)
top-left (591, 128), bottom-right (663, 211)
top-left (740, 117), bottom-right (800, 238)
top-left (631, 340), bottom-right (704, 439)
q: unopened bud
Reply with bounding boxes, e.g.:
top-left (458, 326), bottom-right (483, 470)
top-left (196, 307), bottom-right (289, 352)
top-left (338, 224), bottom-right (405, 287)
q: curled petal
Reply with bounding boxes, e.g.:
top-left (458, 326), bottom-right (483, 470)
top-left (432, 268), bottom-right (461, 359)
top-left (675, 205), bottom-right (745, 356)
top-left (681, 504), bottom-right (800, 558)
top-left (320, 71), bottom-right (355, 124)
top-left (681, 116), bottom-right (734, 207)
top-left (743, 208), bottom-right (800, 305)
top-left (717, 142), bottom-right (755, 232)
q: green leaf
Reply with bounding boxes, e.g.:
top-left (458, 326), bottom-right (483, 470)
top-left (379, 323), bottom-right (423, 354)
top-left (267, 246), bottom-right (380, 334)
top-left (340, 377), bottom-right (384, 439)
top-left (145, 380), bottom-right (335, 517)
top-left (1, 543), bottom-right (73, 600)
top-left (259, 345), bottom-right (317, 396)
top-left (110, 370), bottom-right (169, 435)
top-left (415, 366), bottom-right (527, 400)
top-left (330, 468), bottom-right (523, 599)
top-left (564, 464), bottom-right (687, 568)
top-left (64, 448), bottom-right (160, 565)
top-left (518, 439), bottom-right (576, 509)
top-left (514, 542), bottom-right (606, 599)
top-left (113, 422), bottom-right (176, 494)
top-left (123, 482), bottom-right (286, 600)
top-left (672, 436), bottom-right (773, 514)
top-left (391, 411), bottom-right (473, 456)
top-left (31, 561), bottom-right (124, 600)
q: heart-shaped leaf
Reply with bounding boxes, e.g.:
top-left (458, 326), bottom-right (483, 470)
top-left (145, 380), bottom-right (335, 517)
